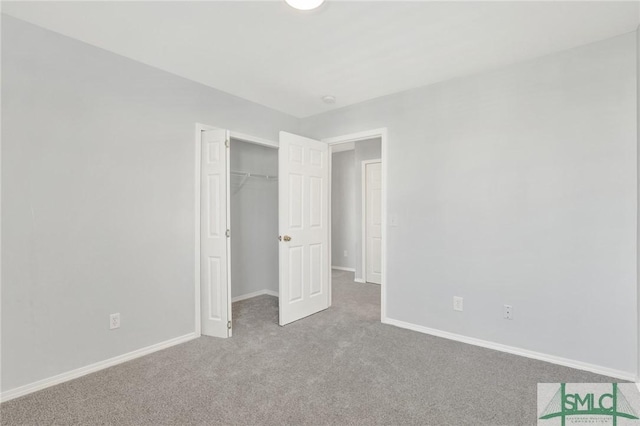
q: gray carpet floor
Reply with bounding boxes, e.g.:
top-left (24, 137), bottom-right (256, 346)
top-left (1, 270), bottom-right (622, 425)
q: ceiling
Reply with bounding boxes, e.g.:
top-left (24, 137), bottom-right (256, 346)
top-left (3, 1), bottom-right (638, 118)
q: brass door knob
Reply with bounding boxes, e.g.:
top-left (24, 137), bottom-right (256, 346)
top-left (283, 235), bottom-right (292, 242)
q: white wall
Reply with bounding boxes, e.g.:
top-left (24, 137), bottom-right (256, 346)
top-left (302, 33), bottom-right (638, 375)
top-left (331, 150), bottom-right (357, 270)
top-left (230, 140), bottom-right (278, 298)
top-left (1, 15), bottom-right (298, 392)
top-left (2, 13), bottom-right (638, 393)
top-left (353, 139), bottom-right (382, 280)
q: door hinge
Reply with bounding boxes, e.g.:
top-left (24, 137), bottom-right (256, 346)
top-left (226, 229), bottom-right (230, 238)
top-left (225, 139), bottom-right (230, 148)
top-left (227, 321), bottom-right (232, 330)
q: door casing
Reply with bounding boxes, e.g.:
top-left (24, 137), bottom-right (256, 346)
top-left (195, 124), bottom-right (388, 333)
top-left (323, 128), bottom-right (388, 322)
top-left (195, 123), bottom-right (278, 337)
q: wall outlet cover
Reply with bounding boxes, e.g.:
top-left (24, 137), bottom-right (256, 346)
top-left (453, 296), bottom-right (463, 311)
top-left (110, 313), bottom-right (121, 330)
top-left (503, 305), bottom-right (513, 320)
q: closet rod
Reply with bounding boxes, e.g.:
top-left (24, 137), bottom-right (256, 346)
top-left (230, 170), bottom-right (278, 180)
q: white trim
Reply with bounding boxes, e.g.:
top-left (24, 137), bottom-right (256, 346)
top-left (324, 128), bottom-right (388, 145)
top-left (229, 131), bottom-right (278, 149)
top-left (225, 129), bottom-right (232, 337)
top-left (324, 128), bottom-right (388, 321)
top-left (0, 333), bottom-right (198, 403)
top-left (232, 289), bottom-right (279, 303)
top-left (381, 130), bottom-right (387, 320)
top-left (362, 159), bottom-right (381, 285)
top-left (382, 317), bottom-right (635, 381)
top-left (331, 266), bottom-right (355, 272)
top-left (327, 148), bottom-right (333, 307)
top-left (354, 278), bottom-right (367, 284)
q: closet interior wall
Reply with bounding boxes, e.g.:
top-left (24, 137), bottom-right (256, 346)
top-left (230, 139), bottom-right (279, 300)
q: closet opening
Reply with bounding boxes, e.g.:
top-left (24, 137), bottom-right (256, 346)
top-left (229, 137), bottom-right (279, 333)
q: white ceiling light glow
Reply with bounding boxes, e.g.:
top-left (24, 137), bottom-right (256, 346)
top-left (285, 0), bottom-right (325, 11)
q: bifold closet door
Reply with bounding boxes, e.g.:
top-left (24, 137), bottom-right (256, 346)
top-left (200, 128), bottom-right (231, 338)
top-left (278, 131), bottom-right (330, 326)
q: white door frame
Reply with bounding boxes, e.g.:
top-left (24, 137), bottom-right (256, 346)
top-left (323, 128), bottom-right (388, 321)
top-left (230, 131), bottom-right (279, 149)
top-left (362, 159), bottom-right (382, 285)
top-left (194, 123), bottom-right (278, 337)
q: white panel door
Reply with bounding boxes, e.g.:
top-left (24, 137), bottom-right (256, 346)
top-left (278, 132), bottom-right (330, 326)
top-left (365, 162), bottom-right (382, 284)
top-left (200, 128), bottom-right (230, 337)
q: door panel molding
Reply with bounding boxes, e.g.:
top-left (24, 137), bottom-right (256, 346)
top-left (278, 131), bottom-right (330, 325)
top-left (195, 123), bottom-right (230, 338)
top-left (363, 160), bottom-right (382, 284)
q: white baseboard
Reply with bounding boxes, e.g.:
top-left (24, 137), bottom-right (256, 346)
top-left (0, 332), bottom-right (198, 403)
top-left (382, 317), bottom-right (635, 381)
top-left (232, 289), bottom-right (279, 303)
top-left (354, 278), bottom-right (366, 283)
top-left (331, 266), bottom-right (355, 272)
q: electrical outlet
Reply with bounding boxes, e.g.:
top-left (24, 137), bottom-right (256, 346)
top-left (453, 296), bottom-right (463, 312)
top-left (344, 250), bottom-right (348, 257)
top-left (110, 313), bottom-right (120, 330)
top-left (503, 305), bottom-right (513, 320)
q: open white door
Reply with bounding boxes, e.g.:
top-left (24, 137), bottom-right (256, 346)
top-left (365, 161), bottom-right (382, 284)
top-left (200, 128), bottom-right (231, 337)
top-left (278, 132), bottom-right (330, 325)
